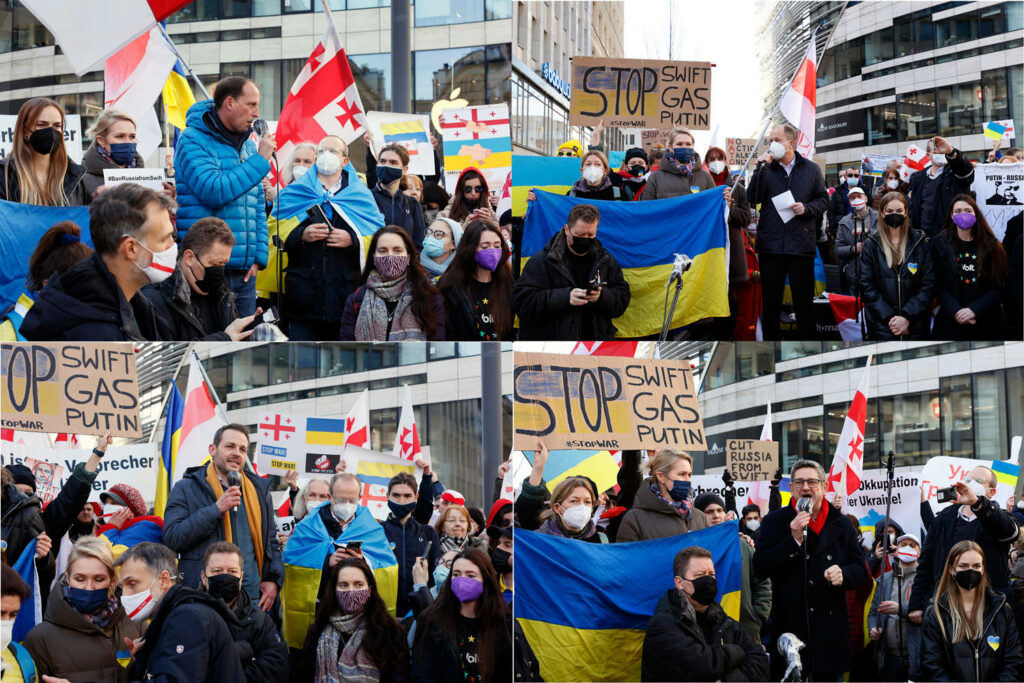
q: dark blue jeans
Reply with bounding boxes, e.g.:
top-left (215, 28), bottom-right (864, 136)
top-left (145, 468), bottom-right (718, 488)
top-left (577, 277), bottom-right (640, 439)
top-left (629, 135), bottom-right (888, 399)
top-left (226, 269), bottom-right (256, 317)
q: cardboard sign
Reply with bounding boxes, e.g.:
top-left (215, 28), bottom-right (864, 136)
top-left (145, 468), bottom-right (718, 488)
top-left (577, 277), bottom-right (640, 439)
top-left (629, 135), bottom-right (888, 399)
top-left (254, 411), bottom-right (346, 476)
top-left (971, 162), bottom-right (1024, 243)
top-left (102, 168), bottom-right (166, 191)
top-left (641, 128), bottom-right (668, 152)
top-left (725, 137), bottom-right (769, 167)
top-left (725, 439), bottom-right (779, 481)
top-left (366, 111), bottom-right (435, 176)
top-left (275, 515), bottom-right (296, 536)
top-left (569, 57), bottom-right (712, 130)
top-left (513, 353), bottom-right (705, 451)
top-left (840, 467), bottom-right (922, 544)
top-left (1, 442), bottom-right (160, 502)
top-left (1, 343), bottom-right (142, 438)
top-left (23, 457), bottom-right (64, 505)
top-left (0, 115), bottom-right (83, 164)
top-left (439, 103), bottom-right (511, 201)
top-left (690, 475), bottom-right (755, 505)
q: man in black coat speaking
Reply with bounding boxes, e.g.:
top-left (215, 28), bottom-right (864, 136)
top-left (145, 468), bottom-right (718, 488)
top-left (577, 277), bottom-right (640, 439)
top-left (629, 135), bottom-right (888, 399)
top-left (752, 459), bottom-right (869, 680)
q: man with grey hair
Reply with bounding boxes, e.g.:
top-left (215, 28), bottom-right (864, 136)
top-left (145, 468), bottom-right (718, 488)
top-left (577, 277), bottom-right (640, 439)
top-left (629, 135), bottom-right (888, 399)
top-left (117, 542), bottom-right (245, 682)
top-left (753, 458), bottom-right (869, 680)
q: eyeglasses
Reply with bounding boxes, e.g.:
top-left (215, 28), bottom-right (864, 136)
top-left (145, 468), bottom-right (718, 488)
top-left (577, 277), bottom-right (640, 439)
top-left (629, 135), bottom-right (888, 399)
top-left (463, 185), bottom-right (483, 194)
top-left (792, 478), bottom-right (822, 489)
top-left (428, 229), bottom-right (450, 240)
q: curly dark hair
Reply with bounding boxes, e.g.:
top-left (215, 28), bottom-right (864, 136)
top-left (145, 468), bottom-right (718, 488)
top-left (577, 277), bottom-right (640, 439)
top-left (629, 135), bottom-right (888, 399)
top-left (358, 225), bottom-right (440, 338)
top-left (436, 220), bottom-right (512, 339)
top-left (446, 169), bottom-right (488, 223)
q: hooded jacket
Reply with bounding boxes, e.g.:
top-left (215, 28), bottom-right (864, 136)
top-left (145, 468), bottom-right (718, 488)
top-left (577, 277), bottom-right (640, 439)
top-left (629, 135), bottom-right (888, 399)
top-left (1, 484), bottom-right (45, 566)
top-left (512, 230), bottom-right (631, 341)
top-left (222, 585), bottom-right (289, 683)
top-left (22, 588), bottom-right (143, 683)
top-left (372, 180), bottom-right (427, 247)
top-left (835, 207), bottom-right (879, 294)
top-left (747, 151), bottom-right (829, 257)
top-left (921, 589), bottom-right (1022, 682)
top-left (81, 142), bottom-right (147, 198)
top-left (174, 99), bottom-right (271, 271)
top-left (437, 167), bottom-right (495, 225)
top-left (0, 157), bottom-right (89, 206)
top-left (140, 266), bottom-right (236, 341)
top-left (616, 480), bottom-right (709, 542)
top-left (930, 229), bottom-right (1006, 340)
top-left (640, 153), bottom-right (716, 200)
top-left (858, 227), bottom-right (935, 340)
top-left (381, 513), bottom-right (441, 618)
top-left (20, 252), bottom-right (157, 341)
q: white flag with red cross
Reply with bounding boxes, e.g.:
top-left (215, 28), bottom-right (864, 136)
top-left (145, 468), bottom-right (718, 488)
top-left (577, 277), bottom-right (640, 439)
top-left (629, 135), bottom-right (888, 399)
top-left (343, 389), bottom-right (370, 453)
top-left (392, 385), bottom-right (422, 462)
top-left (904, 143), bottom-right (929, 173)
top-left (827, 356), bottom-right (873, 498)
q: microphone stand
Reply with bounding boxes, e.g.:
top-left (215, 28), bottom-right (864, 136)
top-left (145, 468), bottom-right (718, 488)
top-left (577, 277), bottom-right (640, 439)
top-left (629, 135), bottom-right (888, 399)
top-left (881, 450), bottom-right (895, 571)
top-left (658, 255), bottom-right (690, 344)
top-left (853, 216), bottom-right (866, 340)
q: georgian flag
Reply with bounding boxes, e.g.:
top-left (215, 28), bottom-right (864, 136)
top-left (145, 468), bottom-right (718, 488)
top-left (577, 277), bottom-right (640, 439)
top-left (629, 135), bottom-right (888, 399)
top-left (344, 389), bottom-right (370, 452)
top-left (827, 356), bottom-right (873, 498)
top-left (570, 341), bottom-right (639, 357)
top-left (904, 143), bottom-right (930, 172)
top-left (778, 36), bottom-right (818, 158)
top-left (392, 385), bottom-right (422, 462)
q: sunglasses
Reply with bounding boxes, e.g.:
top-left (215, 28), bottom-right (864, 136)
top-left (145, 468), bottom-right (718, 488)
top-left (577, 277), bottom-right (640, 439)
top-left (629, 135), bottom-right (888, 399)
top-left (463, 185), bottom-right (483, 194)
top-left (557, 150), bottom-right (576, 157)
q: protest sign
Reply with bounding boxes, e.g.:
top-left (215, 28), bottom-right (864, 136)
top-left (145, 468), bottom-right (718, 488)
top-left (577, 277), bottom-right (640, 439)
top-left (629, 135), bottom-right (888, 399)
top-left (341, 446), bottom-right (423, 521)
top-left (102, 168), bottom-right (166, 191)
top-left (971, 162), bottom-right (1023, 242)
top-left (860, 153), bottom-right (901, 178)
top-left (275, 515), bottom-right (297, 537)
top-left (690, 475), bottom-right (757, 507)
top-left (0, 115), bottom-right (83, 164)
top-left (726, 439), bottom-right (778, 481)
top-left (1, 441), bottom-right (160, 502)
top-left (641, 128), bottom-right (668, 152)
top-left (983, 119), bottom-right (1016, 141)
top-left (254, 411), bottom-right (346, 477)
top-left (23, 457), bottom-right (64, 505)
top-left (513, 353), bottom-right (705, 452)
top-left (439, 103), bottom-right (511, 200)
top-left (569, 57), bottom-right (712, 130)
top-left (920, 455), bottom-right (1015, 514)
top-left (365, 111), bottom-right (434, 176)
top-left (1, 343), bottom-right (141, 438)
top-left (842, 467), bottom-right (922, 543)
top-left (725, 137), bottom-right (769, 167)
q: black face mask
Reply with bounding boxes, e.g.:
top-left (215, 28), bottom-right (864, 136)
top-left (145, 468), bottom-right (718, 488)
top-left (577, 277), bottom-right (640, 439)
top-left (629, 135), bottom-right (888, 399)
top-left (191, 259), bottom-right (226, 294)
top-left (491, 548), bottom-right (512, 574)
top-left (686, 574), bottom-right (718, 606)
top-left (388, 500), bottom-right (416, 519)
top-left (954, 568), bottom-right (982, 591)
top-left (206, 573), bottom-right (241, 603)
top-left (27, 127), bottom-right (61, 155)
top-left (628, 164), bottom-right (646, 177)
top-left (569, 234), bottom-right (594, 254)
top-left (883, 213), bottom-right (906, 228)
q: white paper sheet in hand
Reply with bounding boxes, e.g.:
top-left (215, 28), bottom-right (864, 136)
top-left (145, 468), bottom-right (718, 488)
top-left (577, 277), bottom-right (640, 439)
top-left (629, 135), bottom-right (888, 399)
top-left (772, 190), bottom-right (797, 223)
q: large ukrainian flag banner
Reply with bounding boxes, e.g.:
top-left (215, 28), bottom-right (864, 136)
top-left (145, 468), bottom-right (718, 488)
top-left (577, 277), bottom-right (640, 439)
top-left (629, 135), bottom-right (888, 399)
top-left (154, 382), bottom-right (184, 518)
top-left (510, 156), bottom-right (580, 217)
top-left (280, 506), bottom-right (398, 648)
top-left (516, 520), bottom-right (742, 682)
top-left (523, 187), bottom-right (730, 337)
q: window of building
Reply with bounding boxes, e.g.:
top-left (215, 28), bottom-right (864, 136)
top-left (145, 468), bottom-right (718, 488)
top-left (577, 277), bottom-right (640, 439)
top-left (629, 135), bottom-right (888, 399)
top-left (779, 416), bottom-right (824, 472)
top-left (864, 27), bottom-right (894, 66)
top-left (736, 343), bottom-right (774, 381)
top-left (935, 11), bottom-right (979, 48)
top-left (485, 0), bottom-right (510, 21)
top-left (1010, 65), bottom-right (1023, 147)
top-left (346, 1), bottom-right (389, 9)
top-left (827, 400), bottom-right (881, 469)
top-left (10, 2), bottom-right (52, 50)
top-left (429, 342), bottom-right (458, 361)
top-left (348, 53), bottom-right (390, 112)
top-left (251, 61), bottom-right (282, 124)
top-left (982, 68), bottom-right (1010, 127)
top-left (867, 102), bottom-right (898, 145)
top-left (283, 0), bottom-right (312, 12)
top-left (834, 36), bottom-right (864, 81)
top-left (229, 346), bottom-right (269, 392)
top-left (940, 374), bottom-right (973, 459)
top-left (938, 82), bottom-right (981, 138)
top-left (705, 344), bottom-right (737, 391)
top-left (978, 4), bottom-right (1006, 37)
top-left (399, 344), bottom-right (427, 366)
top-left (897, 90), bottom-right (937, 141)
top-left (778, 342), bottom-right (822, 362)
top-left (270, 344), bottom-right (292, 384)
top-left (254, 0), bottom-right (281, 15)
top-left (169, 0), bottom-right (222, 22)
top-left (221, 0), bottom-right (253, 18)
top-left (1008, 1), bottom-right (1024, 31)
top-left (0, 2), bottom-right (13, 53)
top-left (415, 0), bottom-right (484, 27)
top-left (1007, 366), bottom-right (1024, 443)
top-left (974, 370), bottom-right (1009, 461)
top-left (207, 354), bottom-right (230, 401)
top-left (878, 391), bottom-right (941, 467)
top-left (412, 43), bottom-right (510, 116)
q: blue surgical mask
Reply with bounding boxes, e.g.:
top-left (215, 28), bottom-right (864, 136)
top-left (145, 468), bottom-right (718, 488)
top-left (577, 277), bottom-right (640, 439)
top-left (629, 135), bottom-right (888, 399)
top-left (846, 176), bottom-right (859, 187)
top-left (672, 148), bottom-right (694, 164)
top-left (668, 479), bottom-right (692, 502)
top-left (377, 165), bottom-right (402, 185)
top-left (108, 142), bottom-right (137, 166)
top-left (433, 564), bottom-right (450, 586)
top-left (65, 585), bottom-right (109, 614)
top-left (422, 235), bottom-right (448, 258)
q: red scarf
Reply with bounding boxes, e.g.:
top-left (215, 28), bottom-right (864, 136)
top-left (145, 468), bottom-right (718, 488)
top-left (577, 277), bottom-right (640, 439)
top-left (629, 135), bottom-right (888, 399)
top-left (791, 496), bottom-right (829, 535)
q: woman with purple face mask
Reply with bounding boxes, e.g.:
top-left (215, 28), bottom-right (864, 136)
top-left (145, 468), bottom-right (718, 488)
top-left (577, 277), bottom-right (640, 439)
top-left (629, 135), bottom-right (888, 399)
top-left (437, 220), bottom-right (514, 341)
top-left (339, 225), bottom-right (446, 340)
top-left (300, 557), bottom-right (409, 683)
top-left (930, 194), bottom-right (1009, 340)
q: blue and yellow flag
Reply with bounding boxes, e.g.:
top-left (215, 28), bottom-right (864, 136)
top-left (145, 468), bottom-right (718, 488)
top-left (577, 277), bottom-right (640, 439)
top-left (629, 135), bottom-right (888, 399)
top-left (162, 58), bottom-right (195, 134)
top-left (523, 187), bottom-right (730, 337)
top-left (991, 459), bottom-right (1018, 488)
top-left (154, 382), bottom-right (184, 518)
top-left (516, 521), bottom-right (743, 683)
top-left (510, 156), bottom-right (580, 217)
top-left (280, 506), bottom-right (398, 648)
top-left (305, 417), bottom-right (345, 447)
top-left (524, 449), bottom-right (620, 495)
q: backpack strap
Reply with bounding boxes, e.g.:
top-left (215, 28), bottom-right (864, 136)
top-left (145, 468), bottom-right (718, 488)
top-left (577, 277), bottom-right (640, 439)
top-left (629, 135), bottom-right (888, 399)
top-left (10, 641), bottom-right (36, 682)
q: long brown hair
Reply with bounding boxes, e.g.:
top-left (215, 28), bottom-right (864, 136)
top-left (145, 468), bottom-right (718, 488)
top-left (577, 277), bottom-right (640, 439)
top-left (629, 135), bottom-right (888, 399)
top-left (27, 221), bottom-right (92, 292)
top-left (7, 98), bottom-right (71, 206)
top-left (940, 193), bottom-right (1008, 287)
top-left (447, 169), bottom-right (487, 223)
top-left (359, 225), bottom-right (439, 338)
top-left (537, 476), bottom-right (597, 523)
top-left (933, 540), bottom-right (987, 644)
top-left (877, 191), bottom-right (911, 268)
top-left (413, 548), bottom-right (509, 683)
top-left (309, 557), bottom-right (406, 677)
top-left (436, 220), bottom-right (513, 339)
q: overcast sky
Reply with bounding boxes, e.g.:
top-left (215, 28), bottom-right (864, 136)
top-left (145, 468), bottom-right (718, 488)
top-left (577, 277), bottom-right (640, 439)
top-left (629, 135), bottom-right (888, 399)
top-left (622, 0), bottom-right (766, 152)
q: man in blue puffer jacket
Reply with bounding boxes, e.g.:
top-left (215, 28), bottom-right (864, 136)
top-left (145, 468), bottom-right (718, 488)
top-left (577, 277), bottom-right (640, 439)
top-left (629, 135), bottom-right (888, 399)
top-left (175, 76), bottom-right (276, 316)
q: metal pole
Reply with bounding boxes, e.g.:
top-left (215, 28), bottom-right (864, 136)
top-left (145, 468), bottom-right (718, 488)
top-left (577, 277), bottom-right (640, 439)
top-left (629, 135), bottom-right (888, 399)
top-left (157, 24), bottom-right (211, 99)
top-left (390, 0), bottom-right (412, 113)
top-left (481, 344), bottom-right (503, 509)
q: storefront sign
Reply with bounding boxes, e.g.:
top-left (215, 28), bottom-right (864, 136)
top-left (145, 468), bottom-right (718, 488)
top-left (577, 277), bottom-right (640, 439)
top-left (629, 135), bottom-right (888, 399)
top-left (814, 109), bottom-right (864, 144)
top-left (540, 62), bottom-right (571, 99)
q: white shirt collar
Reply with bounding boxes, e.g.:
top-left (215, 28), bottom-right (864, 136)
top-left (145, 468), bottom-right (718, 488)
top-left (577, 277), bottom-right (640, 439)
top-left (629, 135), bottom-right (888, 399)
top-left (958, 505), bottom-right (977, 522)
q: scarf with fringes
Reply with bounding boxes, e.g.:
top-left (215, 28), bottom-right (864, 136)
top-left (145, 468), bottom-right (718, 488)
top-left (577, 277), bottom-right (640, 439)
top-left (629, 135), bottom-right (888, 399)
top-left (353, 271), bottom-right (425, 341)
top-left (651, 482), bottom-right (692, 522)
top-left (315, 612), bottom-right (379, 683)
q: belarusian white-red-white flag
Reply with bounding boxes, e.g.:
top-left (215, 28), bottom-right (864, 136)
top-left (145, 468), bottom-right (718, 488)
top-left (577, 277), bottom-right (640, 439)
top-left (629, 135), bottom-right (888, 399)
top-left (760, 405), bottom-right (773, 441)
top-left (826, 355), bottom-right (873, 498)
top-left (0, 430), bottom-right (51, 452)
top-left (392, 386), bottom-right (422, 461)
top-left (495, 171), bottom-right (512, 219)
top-left (570, 341), bottom-right (639, 357)
top-left (20, 0), bottom-right (192, 76)
top-left (274, 6), bottom-right (366, 183)
top-left (52, 434), bottom-right (79, 450)
top-left (344, 389), bottom-right (370, 452)
top-left (778, 36), bottom-right (817, 158)
top-left (173, 354), bottom-right (226, 482)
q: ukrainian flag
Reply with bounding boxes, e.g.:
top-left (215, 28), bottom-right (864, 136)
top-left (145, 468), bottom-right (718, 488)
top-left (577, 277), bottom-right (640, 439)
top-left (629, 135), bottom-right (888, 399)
top-left (162, 59), bottom-right (195, 134)
top-left (154, 382), bottom-right (184, 518)
top-left (306, 417), bottom-right (345, 447)
top-left (511, 156), bottom-right (580, 217)
top-left (380, 120), bottom-right (429, 145)
top-left (516, 521), bottom-right (743, 682)
top-left (523, 187), bottom-right (730, 337)
top-left (355, 459), bottom-right (415, 488)
top-left (991, 459), bottom-right (1018, 488)
top-left (280, 506), bottom-right (399, 648)
top-left (525, 449), bottom-right (619, 496)
top-left (984, 121), bottom-right (1007, 141)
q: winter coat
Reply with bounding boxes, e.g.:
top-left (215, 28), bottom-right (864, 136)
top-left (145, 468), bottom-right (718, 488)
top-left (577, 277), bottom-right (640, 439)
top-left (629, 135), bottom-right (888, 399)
top-left (129, 583), bottom-right (245, 683)
top-left (372, 184), bottom-right (426, 247)
top-left (512, 230), bottom-right (631, 341)
top-left (835, 208), bottom-right (878, 294)
top-left (738, 537), bottom-right (772, 641)
top-left (20, 252), bottom-right (158, 342)
top-left (1, 485), bottom-right (45, 566)
top-left (410, 612), bottom-right (520, 683)
top-left (747, 152), bottom-right (829, 257)
top-left (162, 465), bottom-right (284, 592)
top-left (298, 612), bottom-right (409, 683)
top-left (22, 588), bottom-right (143, 683)
top-left (81, 142), bottom-right (147, 198)
top-left (640, 156), bottom-right (716, 200)
top-left (907, 151), bottom-right (975, 237)
top-left (859, 228), bottom-right (935, 340)
top-left (381, 515), bottom-right (441, 618)
top-left (140, 267), bottom-right (236, 341)
top-left (567, 179), bottom-right (633, 201)
top-left (282, 204), bottom-right (361, 325)
top-left (439, 280), bottom-right (504, 341)
top-left (921, 589), bottom-right (1022, 682)
top-left (338, 281), bottom-right (446, 341)
top-left (641, 589), bottom-right (770, 682)
top-left (174, 99), bottom-right (271, 271)
top-left (909, 496), bottom-right (1020, 614)
top-left (828, 183), bottom-right (852, 235)
top-left (0, 157), bottom-right (88, 205)
top-left (616, 480), bottom-right (709, 542)
top-left (930, 230), bottom-right (1007, 340)
top-left (225, 588), bottom-right (289, 683)
top-left (867, 566), bottom-right (924, 679)
top-left (751, 501), bottom-right (870, 677)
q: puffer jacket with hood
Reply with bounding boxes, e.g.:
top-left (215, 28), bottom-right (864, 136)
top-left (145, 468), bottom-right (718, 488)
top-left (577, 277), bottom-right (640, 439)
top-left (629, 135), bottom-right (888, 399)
top-left (0, 157), bottom-right (89, 206)
top-left (616, 479), bottom-right (709, 542)
top-left (81, 142), bottom-right (147, 199)
top-left (921, 588), bottom-right (1022, 682)
top-left (858, 227), bottom-right (935, 340)
top-left (174, 99), bottom-right (271, 271)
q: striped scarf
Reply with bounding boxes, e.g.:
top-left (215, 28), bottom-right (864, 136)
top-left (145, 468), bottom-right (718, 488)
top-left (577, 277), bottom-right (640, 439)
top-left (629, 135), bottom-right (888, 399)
top-left (315, 612), bottom-right (379, 683)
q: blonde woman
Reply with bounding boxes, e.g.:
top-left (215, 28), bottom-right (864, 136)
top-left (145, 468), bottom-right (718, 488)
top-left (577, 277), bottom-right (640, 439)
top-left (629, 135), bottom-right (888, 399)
top-left (82, 109), bottom-right (145, 198)
top-left (859, 191), bottom-right (935, 340)
top-left (0, 97), bottom-right (88, 205)
top-left (640, 127), bottom-right (716, 200)
top-left (434, 504), bottom-right (473, 553)
top-left (921, 540), bottom-right (1022, 681)
top-left (616, 449), bottom-right (708, 542)
top-left (515, 441), bottom-right (606, 542)
top-left (22, 536), bottom-right (143, 683)
top-left (567, 149), bottom-right (632, 201)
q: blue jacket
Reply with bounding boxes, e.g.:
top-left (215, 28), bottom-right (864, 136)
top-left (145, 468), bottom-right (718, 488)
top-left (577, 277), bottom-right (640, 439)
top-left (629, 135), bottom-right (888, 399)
top-left (380, 515), bottom-right (440, 618)
top-left (174, 100), bottom-right (271, 271)
top-left (162, 465), bottom-right (284, 591)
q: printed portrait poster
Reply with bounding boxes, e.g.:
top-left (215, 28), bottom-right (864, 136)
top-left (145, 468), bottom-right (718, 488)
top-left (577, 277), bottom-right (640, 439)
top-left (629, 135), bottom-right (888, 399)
top-left (971, 162), bottom-right (1023, 242)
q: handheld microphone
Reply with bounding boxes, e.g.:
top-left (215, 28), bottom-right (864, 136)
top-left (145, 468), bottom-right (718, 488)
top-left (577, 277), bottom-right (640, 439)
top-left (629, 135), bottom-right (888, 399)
top-left (778, 632), bottom-right (806, 682)
top-left (252, 118), bottom-right (269, 139)
top-left (227, 471), bottom-right (242, 512)
top-left (796, 497), bottom-right (813, 540)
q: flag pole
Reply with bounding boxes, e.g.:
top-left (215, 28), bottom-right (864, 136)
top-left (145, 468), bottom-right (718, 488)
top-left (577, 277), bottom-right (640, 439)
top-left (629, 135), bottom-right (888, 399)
top-left (157, 24), bottom-right (211, 99)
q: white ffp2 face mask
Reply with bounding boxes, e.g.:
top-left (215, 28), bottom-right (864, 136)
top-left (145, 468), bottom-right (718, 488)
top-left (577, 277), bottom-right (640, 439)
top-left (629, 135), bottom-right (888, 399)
top-left (582, 166), bottom-right (604, 184)
top-left (768, 141), bottom-right (786, 159)
top-left (560, 504), bottom-right (592, 530)
top-left (0, 619), bottom-right (13, 650)
top-left (708, 160), bottom-right (726, 174)
top-left (292, 164), bottom-right (310, 180)
top-left (316, 151), bottom-right (342, 175)
top-left (930, 153), bottom-right (947, 167)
